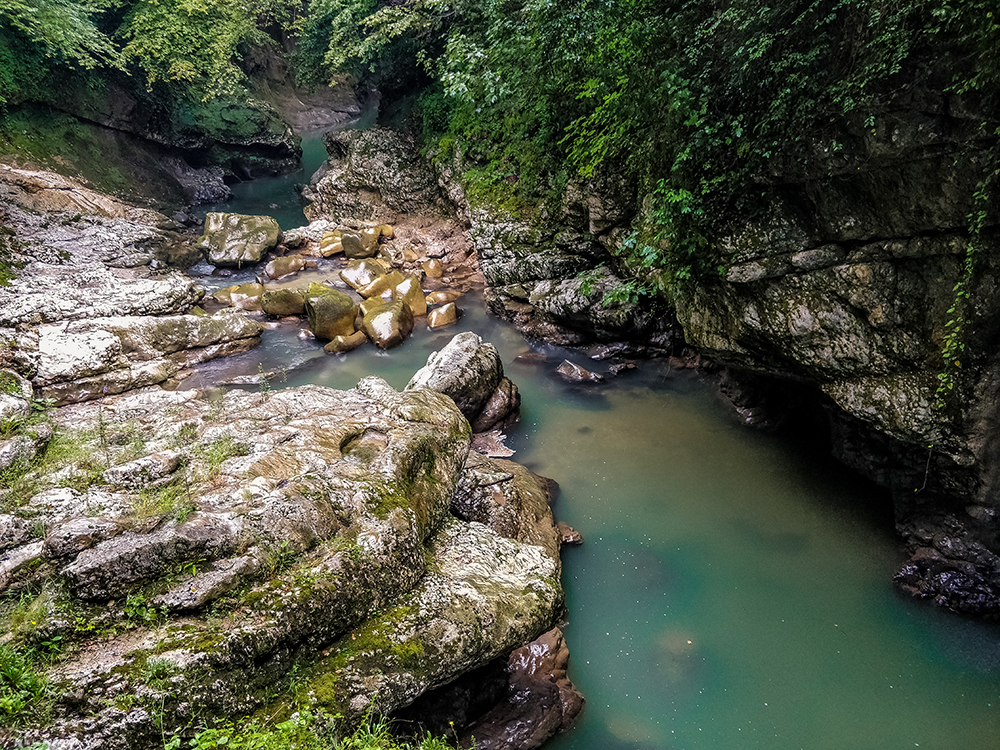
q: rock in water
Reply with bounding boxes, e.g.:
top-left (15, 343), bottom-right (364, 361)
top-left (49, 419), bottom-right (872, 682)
top-left (362, 299), bottom-right (414, 349)
top-left (428, 302), bottom-right (458, 329)
top-left (198, 212), bottom-right (282, 268)
top-left (555, 360), bottom-right (604, 383)
top-left (261, 288), bottom-right (305, 317)
top-left (304, 288), bottom-right (359, 340)
top-left (406, 332), bottom-right (504, 421)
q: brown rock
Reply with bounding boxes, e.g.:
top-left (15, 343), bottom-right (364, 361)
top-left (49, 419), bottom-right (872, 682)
top-left (556, 521), bottom-right (583, 545)
top-left (213, 283), bottom-right (264, 311)
top-left (261, 289), bottom-right (305, 316)
top-left (324, 330), bottom-right (368, 354)
top-left (470, 377), bottom-right (520, 433)
top-left (422, 259), bottom-right (444, 277)
top-left (362, 300), bottom-right (414, 349)
top-left (342, 232), bottom-right (375, 259)
top-left (340, 258), bottom-right (388, 290)
top-left (263, 255), bottom-right (305, 280)
top-left (358, 270), bottom-right (405, 300)
top-left (555, 360), bottom-right (604, 383)
top-left (426, 290), bottom-right (461, 305)
top-left (319, 232), bottom-right (344, 257)
top-left (304, 289), bottom-right (359, 340)
top-left (395, 274), bottom-right (427, 316)
top-left (427, 302), bottom-right (458, 329)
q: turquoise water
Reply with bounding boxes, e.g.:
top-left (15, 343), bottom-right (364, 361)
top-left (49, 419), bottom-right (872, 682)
top-left (189, 131), bottom-right (1000, 749)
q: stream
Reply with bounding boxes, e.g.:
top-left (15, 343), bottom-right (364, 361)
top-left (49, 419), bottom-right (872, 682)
top-left (185, 128), bottom-right (1000, 750)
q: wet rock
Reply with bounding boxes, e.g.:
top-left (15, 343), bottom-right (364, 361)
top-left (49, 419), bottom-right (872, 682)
top-left (358, 270), bottom-right (406, 300)
top-left (607, 361), bottom-right (636, 376)
top-left (395, 274), bottom-right (427, 316)
top-left (198, 213), bottom-right (282, 268)
top-left (471, 429), bottom-right (516, 458)
top-left (555, 360), bottom-right (604, 383)
top-left (319, 231), bottom-right (344, 256)
top-left (406, 332), bottom-right (504, 422)
top-left (427, 290), bottom-right (462, 305)
top-left (263, 256), bottom-right (305, 280)
top-left (324, 330), bottom-right (368, 354)
top-left (362, 299), bottom-right (414, 349)
top-left (460, 628), bottom-right (584, 750)
top-left (471, 377), bottom-right (521, 433)
top-left (423, 259), bottom-right (444, 277)
top-left (556, 522), bottom-right (583, 545)
top-left (261, 289), bottom-right (305, 317)
top-left (342, 231), bottom-right (377, 260)
top-left (428, 302), bottom-right (459, 329)
top-left (340, 258), bottom-right (388, 290)
top-left (165, 159), bottom-right (232, 205)
top-left (213, 282), bottom-right (265, 311)
top-left (304, 288), bottom-right (359, 340)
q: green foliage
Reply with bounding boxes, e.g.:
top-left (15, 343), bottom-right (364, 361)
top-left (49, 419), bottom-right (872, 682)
top-left (0, 643), bottom-right (52, 727)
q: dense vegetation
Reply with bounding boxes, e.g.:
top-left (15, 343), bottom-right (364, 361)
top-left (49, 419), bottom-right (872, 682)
top-left (4, 1), bottom-right (995, 277)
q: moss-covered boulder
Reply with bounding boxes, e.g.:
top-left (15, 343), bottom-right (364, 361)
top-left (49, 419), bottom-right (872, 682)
top-left (304, 288), bottom-right (359, 340)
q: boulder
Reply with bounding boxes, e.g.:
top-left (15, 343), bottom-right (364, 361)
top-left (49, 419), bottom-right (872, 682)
top-left (423, 259), bottom-right (444, 278)
top-left (428, 302), bottom-right (459, 329)
top-left (304, 288), bottom-right (359, 340)
top-left (319, 231), bottom-right (344, 256)
top-left (263, 256), bottom-right (305, 280)
top-left (471, 377), bottom-right (521, 433)
top-left (459, 628), bottom-right (584, 750)
top-left (362, 299), bottom-right (415, 349)
top-left (406, 332), bottom-right (504, 422)
top-left (324, 330), bottom-right (368, 354)
top-left (395, 274), bottom-right (427, 317)
top-left (198, 213), bottom-right (281, 268)
top-left (261, 288), bottom-right (305, 316)
top-left (340, 258), bottom-right (388, 291)
top-left (555, 360), bottom-right (604, 383)
top-left (213, 282), bottom-right (265, 311)
top-left (342, 231), bottom-right (375, 260)
top-left (357, 270), bottom-right (405, 300)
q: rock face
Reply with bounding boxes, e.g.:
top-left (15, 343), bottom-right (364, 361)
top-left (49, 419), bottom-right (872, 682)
top-left (669, 97), bottom-right (1000, 613)
top-left (0, 168), bottom-right (264, 405)
top-left (430, 151), bottom-right (681, 351)
top-left (303, 128), bottom-right (453, 223)
top-left (406, 332), bottom-right (520, 432)
top-left (198, 212), bottom-right (282, 267)
top-left (1, 375), bottom-right (565, 748)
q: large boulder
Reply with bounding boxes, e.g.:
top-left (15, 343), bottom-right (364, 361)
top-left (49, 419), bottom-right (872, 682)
top-left (1, 377), bottom-right (564, 746)
top-left (304, 288), bottom-right (359, 340)
top-left (303, 128), bottom-right (452, 223)
top-left (198, 212), bottom-right (282, 268)
top-left (362, 299), bottom-right (415, 349)
top-left (406, 332), bottom-right (519, 431)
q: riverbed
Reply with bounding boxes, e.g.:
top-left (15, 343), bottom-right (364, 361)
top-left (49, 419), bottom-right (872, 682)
top-left (187, 130), bottom-right (1000, 750)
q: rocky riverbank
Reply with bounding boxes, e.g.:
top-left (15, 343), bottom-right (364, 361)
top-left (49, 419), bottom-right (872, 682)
top-left (0, 159), bottom-right (582, 747)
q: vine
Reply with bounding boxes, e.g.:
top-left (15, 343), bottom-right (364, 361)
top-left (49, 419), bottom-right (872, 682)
top-left (935, 146), bottom-right (999, 408)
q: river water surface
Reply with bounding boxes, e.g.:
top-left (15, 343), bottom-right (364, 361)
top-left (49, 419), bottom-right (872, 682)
top-left (187, 131), bottom-right (1000, 749)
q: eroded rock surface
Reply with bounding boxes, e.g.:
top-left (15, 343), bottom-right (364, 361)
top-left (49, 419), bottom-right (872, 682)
top-left (3, 374), bottom-right (565, 748)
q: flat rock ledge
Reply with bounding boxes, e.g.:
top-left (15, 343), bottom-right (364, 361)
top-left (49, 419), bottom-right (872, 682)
top-left (2, 377), bottom-right (570, 749)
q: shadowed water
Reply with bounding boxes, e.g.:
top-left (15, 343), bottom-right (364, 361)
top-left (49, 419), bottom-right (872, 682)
top-left (189, 140), bottom-right (1000, 749)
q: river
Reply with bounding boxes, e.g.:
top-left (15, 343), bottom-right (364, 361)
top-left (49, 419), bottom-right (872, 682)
top-left (186, 129), bottom-right (1000, 750)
